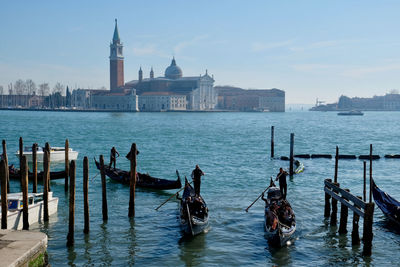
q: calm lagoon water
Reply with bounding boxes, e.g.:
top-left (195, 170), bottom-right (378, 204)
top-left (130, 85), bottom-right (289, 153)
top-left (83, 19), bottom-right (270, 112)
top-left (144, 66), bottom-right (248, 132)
top-left (1, 110), bottom-right (400, 266)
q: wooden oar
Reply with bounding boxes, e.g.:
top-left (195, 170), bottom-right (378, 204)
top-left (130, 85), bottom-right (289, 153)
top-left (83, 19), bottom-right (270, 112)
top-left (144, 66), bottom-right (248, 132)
top-left (245, 171), bottom-right (286, 212)
top-left (155, 171), bottom-right (192, 211)
top-left (186, 203), bottom-right (194, 236)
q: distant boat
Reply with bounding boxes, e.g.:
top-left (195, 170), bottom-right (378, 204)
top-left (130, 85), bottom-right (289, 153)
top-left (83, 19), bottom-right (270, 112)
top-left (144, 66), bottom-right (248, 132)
top-left (337, 110), bottom-right (364, 116)
top-left (15, 146), bottom-right (79, 163)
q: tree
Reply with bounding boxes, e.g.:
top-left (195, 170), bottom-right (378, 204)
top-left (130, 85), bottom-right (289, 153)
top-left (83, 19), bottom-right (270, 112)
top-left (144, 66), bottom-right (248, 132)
top-left (25, 79), bottom-right (36, 95)
top-left (53, 82), bottom-right (64, 95)
top-left (38, 83), bottom-right (50, 97)
top-left (66, 86), bottom-right (71, 107)
top-left (0, 85), bottom-right (3, 108)
top-left (14, 79), bottom-right (26, 95)
top-left (0, 85), bottom-right (3, 95)
top-left (8, 83), bottom-right (13, 95)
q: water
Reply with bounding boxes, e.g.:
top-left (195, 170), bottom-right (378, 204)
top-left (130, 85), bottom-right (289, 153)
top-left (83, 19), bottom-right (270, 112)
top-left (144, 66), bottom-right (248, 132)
top-left (1, 110), bottom-right (400, 266)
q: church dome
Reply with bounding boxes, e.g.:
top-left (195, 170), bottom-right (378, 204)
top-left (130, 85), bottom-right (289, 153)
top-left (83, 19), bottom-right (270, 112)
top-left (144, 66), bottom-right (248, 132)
top-left (165, 58), bottom-right (182, 79)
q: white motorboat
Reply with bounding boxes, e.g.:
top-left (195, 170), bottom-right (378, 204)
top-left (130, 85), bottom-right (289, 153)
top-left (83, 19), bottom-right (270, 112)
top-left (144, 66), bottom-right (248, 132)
top-left (0, 192), bottom-right (58, 230)
top-left (15, 146), bottom-right (79, 163)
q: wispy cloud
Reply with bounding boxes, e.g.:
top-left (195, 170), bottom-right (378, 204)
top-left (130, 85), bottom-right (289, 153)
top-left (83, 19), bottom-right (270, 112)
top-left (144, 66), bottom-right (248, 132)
top-left (173, 35), bottom-right (209, 54)
top-left (290, 39), bottom-right (358, 52)
top-left (130, 43), bottom-right (170, 58)
top-left (251, 40), bottom-right (293, 52)
top-left (342, 63), bottom-right (400, 78)
top-left (291, 63), bottom-right (340, 72)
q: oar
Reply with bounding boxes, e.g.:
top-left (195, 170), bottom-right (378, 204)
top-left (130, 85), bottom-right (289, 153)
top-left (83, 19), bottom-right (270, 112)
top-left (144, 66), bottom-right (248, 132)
top-left (245, 171), bottom-right (286, 212)
top-left (155, 172), bottom-right (192, 211)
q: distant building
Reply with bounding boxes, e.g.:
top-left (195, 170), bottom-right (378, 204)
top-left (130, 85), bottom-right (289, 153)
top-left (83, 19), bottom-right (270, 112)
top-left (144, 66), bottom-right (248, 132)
top-left (126, 58), bottom-right (217, 111)
top-left (215, 86), bottom-right (285, 112)
top-left (139, 92), bottom-right (186, 111)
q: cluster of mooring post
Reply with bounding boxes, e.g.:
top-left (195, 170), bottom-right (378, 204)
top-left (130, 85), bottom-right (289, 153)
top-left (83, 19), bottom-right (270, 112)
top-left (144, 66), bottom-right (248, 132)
top-left (324, 144), bottom-right (375, 256)
top-left (270, 127), bottom-right (295, 175)
top-left (128, 143), bottom-right (137, 218)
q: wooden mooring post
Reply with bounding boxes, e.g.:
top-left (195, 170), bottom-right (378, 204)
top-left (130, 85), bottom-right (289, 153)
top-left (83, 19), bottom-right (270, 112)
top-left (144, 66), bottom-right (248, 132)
top-left (324, 179), bottom-right (374, 256)
top-left (43, 149), bottom-right (50, 222)
top-left (338, 188), bottom-right (349, 234)
top-left (270, 126), bottom-right (274, 158)
top-left (289, 133), bottom-right (294, 176)
top-left (128, 143), bottom-right (137, 218)
top-left (19, 137), bottom-right (23, 190)
top-left (65, 139), bottom-right (69, 192)
top-left (352, 196), bottom-right (362, 245)
top-left (83, 156), bottom-right (90, 234)
top-left (2, 140), bottom-right (10, 193)
top-left (67, 160), bottom-right (76, 247)
top-left (0, 159), bottom-right (8, 229)
top-left (32, 143), bottom-right (38, 193)
top-left (363, 161), bottom-right (366, 202)
top-left (21, 155), bottom-right (29, 230)
top-left (45, 142), bottom-right (51, 192)
top-left (324, 179), bottom-right (331, 218)
top-left (330, 182), bottom-right (340, 225)
top-left (369, 144), bottom-right (373, 203)
top-left (334, 146), bottom-right (339, 183)
top-left (100, 155), bottom-right (108, 221)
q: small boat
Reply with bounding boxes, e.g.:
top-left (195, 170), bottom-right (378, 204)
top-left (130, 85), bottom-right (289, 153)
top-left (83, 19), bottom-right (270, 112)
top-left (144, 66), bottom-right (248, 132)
top-left (372, 179), bottom-right (400, 226)
top-left (179, 178), bottom-right (209, 236)
top-left (15, 146), bottom-right (79, 163)
top-left (0, 191), bottom-right (58, 230)
top-left (264, 182), bottom-right (296, 247)
top-left (94, 158), bottom-right (182, 190)
top-left (337, 110), bottom-right (364, 116)
top-left (294, 160), bottom-right (304, 174)
top-left (8, 165), bottom-right (66, 180)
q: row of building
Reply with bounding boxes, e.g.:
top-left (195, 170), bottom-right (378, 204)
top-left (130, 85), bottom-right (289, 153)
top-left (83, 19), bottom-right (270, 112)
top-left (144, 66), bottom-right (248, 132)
top-left (0, 20), bottom-right (285, 112)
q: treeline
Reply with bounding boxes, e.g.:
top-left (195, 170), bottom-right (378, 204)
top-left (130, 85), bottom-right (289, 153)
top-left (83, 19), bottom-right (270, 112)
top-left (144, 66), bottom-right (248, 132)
top-left (0, 79), bottom-right (68, 97)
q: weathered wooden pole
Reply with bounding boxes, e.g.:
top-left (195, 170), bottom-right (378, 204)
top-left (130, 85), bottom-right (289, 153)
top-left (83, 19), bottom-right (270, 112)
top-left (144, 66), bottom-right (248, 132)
top-left (67, 160), bottom-right (76, 247)
top-left (2, 140), bottom-right (10, 193)
top-left (334, 146), bottom-right (339, 183)
top-left (289, 133), bottom-right (294, 176)
top-left (21, 155), bottom-right (29, 230)
top-left (270, 126), bottom-right (274, 158)
top-left (83, 156), bottom-right (90, 234)
top-left (0, 159), bottom-right (7, 229)
top-left (45, 142), bottom-right (51, 192)
top-left (352, 196), bottom-right (362, 245)
top-left (128, 143), bottom-right (137, 218)
top-left (43, 150), bottom-right (50, 222)
top-left (369, 144), bottom-right (373, 203)
top-left (324, 179), bottom-right (332, 218)
top-left (65, 139), bottom-right (69, 192)
top-left (32, 143), bottom-right (38, 193)
top-left (338, 188), bottom-right (349, 234)
top-left (363, 161), bottom-right (366, 202)
top-left (100, 155), bottom-right (108, 221)
top-left (330, 182), bottom-right (340, 225)
top-left (19, 137), bottom-right (23, 191)
top-left (362, 202), bottom-right (375, 256)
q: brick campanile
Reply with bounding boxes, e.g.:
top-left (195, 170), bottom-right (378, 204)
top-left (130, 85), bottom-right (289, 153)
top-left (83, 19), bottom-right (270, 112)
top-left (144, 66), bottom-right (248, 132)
top-left (109, 19), bottom-right (124, 92)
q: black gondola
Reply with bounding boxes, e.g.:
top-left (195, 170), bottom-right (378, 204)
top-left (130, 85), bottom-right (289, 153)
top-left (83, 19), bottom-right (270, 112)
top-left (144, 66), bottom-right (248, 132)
top-left (94, 158), bottom-right (181, 190)
top-left (179, 178), bottom-right (209, 236)
top-left (372, 179), bottom-right (400, 227)
top-left (8, 165), bottom-right (66, 180)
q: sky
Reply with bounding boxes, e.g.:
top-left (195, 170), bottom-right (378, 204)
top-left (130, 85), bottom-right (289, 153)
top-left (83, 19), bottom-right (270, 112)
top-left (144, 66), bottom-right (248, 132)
top-left (1, 1), bottom-right (400, 104)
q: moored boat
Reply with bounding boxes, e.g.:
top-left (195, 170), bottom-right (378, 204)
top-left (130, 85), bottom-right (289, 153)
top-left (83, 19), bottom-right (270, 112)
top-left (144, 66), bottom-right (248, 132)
top-left (294, 160), bottom-right (304, 174)
top-left (8, 165), bottom-right (66, 180)
top-left (94, 158), bottom-right (181, 190)
top-left (0, 192), bottom-right (58, 230)
top-left (179, 178), bottom-right (209, 236)
top-left (263, 184), bottom-right (296, 247)
top-left (15, 146), bottom-right (79, 163)
top-left (337, 110), bottom-right (364, 116)
top-left (372, 179), bottom-right (400, 227)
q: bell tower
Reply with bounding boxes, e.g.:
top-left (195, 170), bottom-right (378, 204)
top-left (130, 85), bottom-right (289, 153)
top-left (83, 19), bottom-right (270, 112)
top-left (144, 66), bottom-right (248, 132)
top-left (110, 19), bottom-right (124, 92)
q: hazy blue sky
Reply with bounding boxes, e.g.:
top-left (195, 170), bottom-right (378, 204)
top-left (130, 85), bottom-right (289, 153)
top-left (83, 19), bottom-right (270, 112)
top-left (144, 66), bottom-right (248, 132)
top-left (1, 1), bottom-right (400, 103)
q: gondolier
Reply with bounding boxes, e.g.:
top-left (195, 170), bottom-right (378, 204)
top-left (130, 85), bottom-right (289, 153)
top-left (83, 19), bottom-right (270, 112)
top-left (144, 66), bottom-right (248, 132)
top-left (109, 147), bottom-right (119, 169)
top-left (191, 165), bottom-right (205, 196)
top-left (275, 168), bottom-right (288, 199)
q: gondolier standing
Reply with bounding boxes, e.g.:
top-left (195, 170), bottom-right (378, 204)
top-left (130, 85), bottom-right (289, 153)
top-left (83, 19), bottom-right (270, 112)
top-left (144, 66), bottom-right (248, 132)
top-left (109, 147), bottom-right (120, 169)
top-left (275, 168), bottom-right (288, 199)
top-left (191, 165), bottom-right (205, 196)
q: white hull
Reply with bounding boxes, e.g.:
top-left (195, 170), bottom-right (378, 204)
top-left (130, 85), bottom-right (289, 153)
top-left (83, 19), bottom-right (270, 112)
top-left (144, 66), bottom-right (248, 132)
top-left (16, 150), bottom-right (78, 163)
top-left (1, 192), bottom-right (58, 230)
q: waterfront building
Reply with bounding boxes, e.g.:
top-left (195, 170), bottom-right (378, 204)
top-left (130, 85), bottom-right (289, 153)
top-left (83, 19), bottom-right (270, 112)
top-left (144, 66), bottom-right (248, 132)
top-left (126, 59), bottom-right (217, 111)
top-left (215, 86), bottom-right (285, 112)
top-left (139, 92), bottom-right (187, 111)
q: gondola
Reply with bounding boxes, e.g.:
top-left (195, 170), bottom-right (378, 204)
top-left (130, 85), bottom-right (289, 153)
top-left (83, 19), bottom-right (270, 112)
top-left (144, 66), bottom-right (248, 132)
top-left (8, 165), bottom-right (66, 180)
top-left (263, 181), bottom-right (296, 247)
top-left (179, 178), bottom-right (209, 236)
top-left (372, 179), bottom-right (400, 227)
top-left (94, 158), bottom-right (181, 190)
top-left (294, 160), bottom-right (304, 174)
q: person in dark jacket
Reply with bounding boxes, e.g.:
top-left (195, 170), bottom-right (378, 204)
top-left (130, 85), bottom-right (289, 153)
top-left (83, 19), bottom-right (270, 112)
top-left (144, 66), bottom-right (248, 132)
top-left (109, 147), bottom-right (120, 169)
top-left (275, 168), bottom-right (288, 199)
top-left (191, 165), bottom-right (205, 196)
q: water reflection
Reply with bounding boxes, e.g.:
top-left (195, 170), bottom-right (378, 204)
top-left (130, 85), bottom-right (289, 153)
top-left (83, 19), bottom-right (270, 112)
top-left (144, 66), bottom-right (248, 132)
top-left (265, 233), bottom-right (293, 266)
top-left (178, 233), bottom-right (206, 267)
top-left (83, 234), bottom-right (93, 266)
top-left (100, 222), bottom-right (112, 266)
top-left (67, 246), bottom-right (77, 266)
top-left (126, 218), bottom-right (137, 266)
